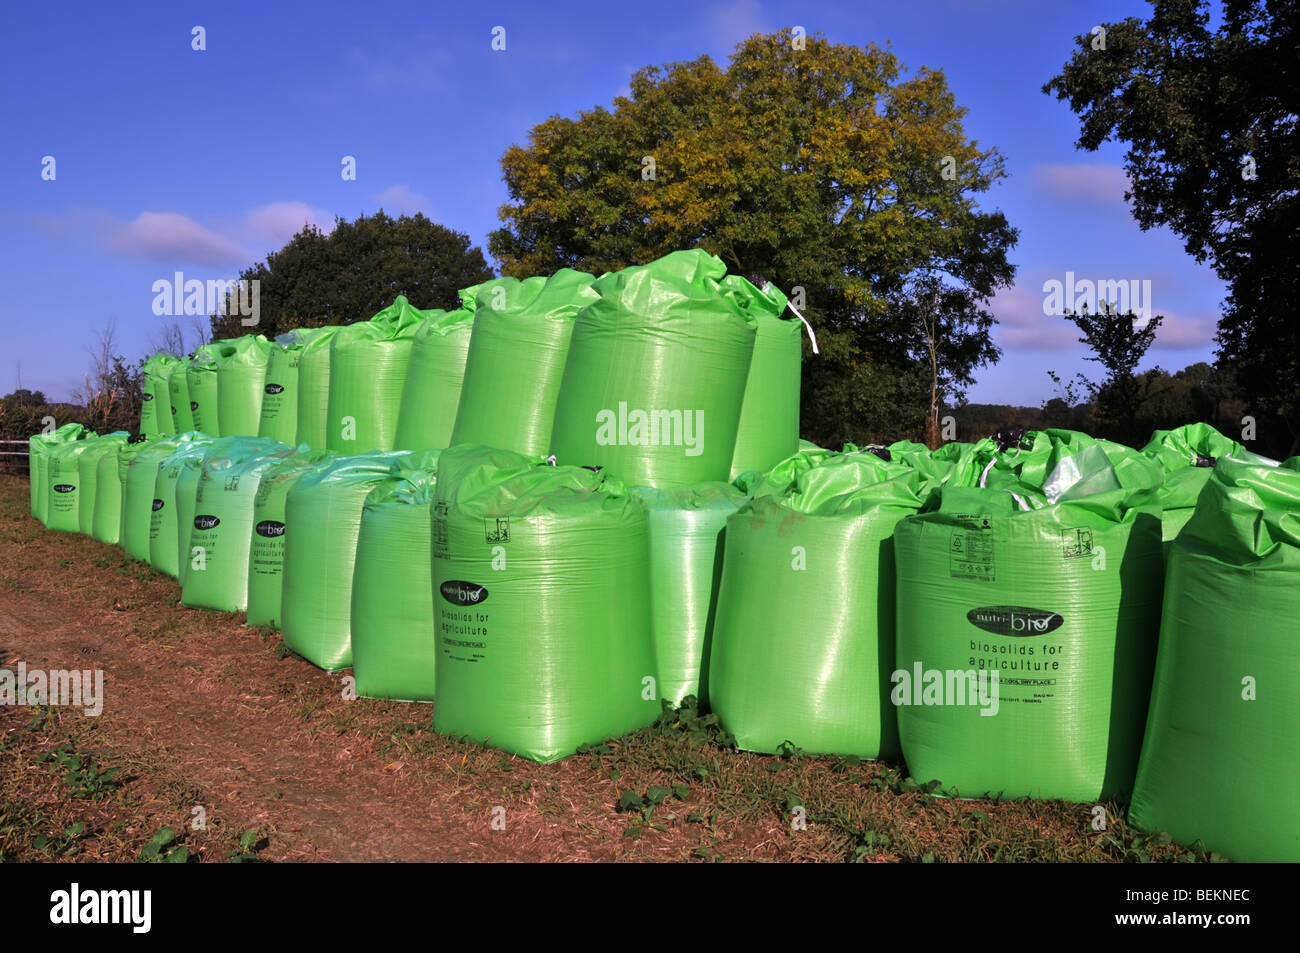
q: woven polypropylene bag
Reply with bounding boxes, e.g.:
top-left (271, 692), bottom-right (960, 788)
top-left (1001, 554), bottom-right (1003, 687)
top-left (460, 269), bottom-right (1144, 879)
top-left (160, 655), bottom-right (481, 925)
top-left (141, 353), bottom-right (180, 436)
top-left (168, 356), bottom-right (196, 433)
top-left (450, 272), bottom-right (597, 456)
top-left (122, 434), bottom-right (204, 562)
top-left (893, 431), bottom-right (1165, 802)
top-left (351, 452), bottom-right (441, 699)
top-left (93, 435), bottom-right (147, 544)
top-left (186, 344), bottom-right (223, 436)
top-left (45, 439), bottom-right (96, 533)
top-left (182, 438), bottom-right (293, 612)
top-left (634, 483), bottom-right (746, 708)
top-left (726, 275), bottom-right (801, 478)
top-left (294, 326), bottom-right (341, 450)
top-left (1140, 422), bottom-right (1273, 542)
top-left (431, 445), bottom-right (658, 762)
top-left (245, 447), bottom-right (334, 629)
top-left (325, 299), bottom-right (424, 453)
top-left (30, 423), bottom-right (86, 523)
top-left (394, 279), bottom-right (514, 452)
top-left (77, 432), bottom-right (129, 536)
top-left (149, 437), bottom-right (219, 578)
top-left (549, 250), bottom-right (757, 486)
top-left (281, 451), bottom-right (411, 670)
top-left (709, 452), bottom-right (950, 758)
top-left (1129, 457), bottom-right (1300, 861)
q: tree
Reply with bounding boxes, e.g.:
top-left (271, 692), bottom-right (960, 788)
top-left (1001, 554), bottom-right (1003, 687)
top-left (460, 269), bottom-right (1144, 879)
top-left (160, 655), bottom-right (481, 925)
top-left (904, 276), bottom-right (1001, 447)
top-left (1044, 0), bottom-right (1300, 454)
top-left (73, 323), bottom-right (143, 435)
top-left (1052, 306), bottom-right (1165, 445)
top-left (489, 29), bottom-right (1017, 446)
top-left (211, 211), bottom-right (496, 340)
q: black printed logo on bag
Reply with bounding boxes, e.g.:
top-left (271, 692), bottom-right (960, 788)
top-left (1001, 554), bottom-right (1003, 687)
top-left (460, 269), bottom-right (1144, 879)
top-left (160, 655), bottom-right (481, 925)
top-left (967, 606), bottom-right (1063, 637)
top-left (152, 498), bottom-right (164, 511)
top-left (484, 517), bottom-right (510, 543)
top-left (142, 393), bottom-right (153, 401)
top-left (265, 383), bottom-right (284, 394)
top-left (54, 484), bottom-right (75, 493)
top-left (440, 581), bottom-right (489, 606)
top-left (255, 520), bottom-right (285, 538)
top-left (193, 514), bottom-right (220, 530)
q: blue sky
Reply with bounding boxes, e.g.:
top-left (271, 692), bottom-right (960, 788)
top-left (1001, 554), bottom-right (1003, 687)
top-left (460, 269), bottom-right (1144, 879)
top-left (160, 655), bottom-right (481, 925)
top-left (0, 0), bottom-right (1225, 407)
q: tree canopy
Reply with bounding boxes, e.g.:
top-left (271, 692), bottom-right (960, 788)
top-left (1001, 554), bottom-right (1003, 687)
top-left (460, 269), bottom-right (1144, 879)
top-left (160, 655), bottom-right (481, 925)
top-left (1044, 0), bottom-right (1299, 454)
top-left (489, 29), bottom-right (1017, 446)
top-left (211, 211), bottom-right (495, 340)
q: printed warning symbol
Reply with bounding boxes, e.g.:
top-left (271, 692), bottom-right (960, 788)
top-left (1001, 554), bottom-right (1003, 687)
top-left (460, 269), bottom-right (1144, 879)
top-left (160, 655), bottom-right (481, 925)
top-left (1061, 527), bottom-right (1094, 559)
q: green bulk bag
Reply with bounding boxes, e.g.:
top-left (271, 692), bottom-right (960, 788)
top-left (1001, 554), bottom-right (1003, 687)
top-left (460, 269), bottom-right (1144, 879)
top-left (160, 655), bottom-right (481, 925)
top-left (77, 432), bottom-right (129, 535)
top-left (450, 272), bottom-right (596, 456)
top-left (45, 439), bottom-right (96, 533)
top-left (122, 434), bottom-right (201, 562)
top-left (1140, 422), bottom-right (1273, 542)
top-left (257, 329), bottom-right (330, 445)
top-left (726, 275), bottom-right (802, 479)
top-left (326, 299), bottom-right (425, 453)
top-left (709, 453), bottom-right (949, 758)
top-left (246, 447), bottom-right (335, 628)
top-left (149, 436), bottom-right (218, 578)
top-left (282, 451), bottom-right (411, 670)
top-left (735, 441), bottom-right (838, 498)
top-left (549, 250), bottom-right (757, 486)
top-left (394, 279), bottom-right (513, 451)
top-left (93, 436), bottom-right (146, 544)
top-left (140, 353), bottom-right (179, 436)
top-left (29, 423), bottom-right (86, 522)
top-left (182, 438), bottom-right (292, 612)
top-left (186, 344), bottom-right (223, 436)
top-left (294, 326), bottom-right (340, 450)
top-left (893, 431), bottom-right (1166, 802)
top-left (214, 334), bottom-right (272, 437)
top-left (168, 356), bottom-right (196, 433)
top-left (172, 435), bottom-right (266, 587)
top-left (634, 483), bottom-right (746, 708)
top-left (1129, 457), bottom-right (1300, 861)
top-left (432, 445), bottom-right (659, 763)
top-left (351, 451), bottom-right (442, 699)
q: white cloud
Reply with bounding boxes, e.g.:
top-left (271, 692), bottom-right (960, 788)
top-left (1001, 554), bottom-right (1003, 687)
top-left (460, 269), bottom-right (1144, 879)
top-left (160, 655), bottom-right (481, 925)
top-left (33, 202), bottom-right (338, 269)
top-left (990, 281), bottom-right (1080, 351)
top-left (103, 211), bottom-right (247, 268)
top-left (1149, 309), bottom-right (1218, 350)
top-left (372, 185), bottom-right (435, 217)
top-left (1030, 162), bottom-right (1131, 211)
top-left (241, 201), bottom-right (334, 247)
top-left (991, 274), bottom-right (1219, 354)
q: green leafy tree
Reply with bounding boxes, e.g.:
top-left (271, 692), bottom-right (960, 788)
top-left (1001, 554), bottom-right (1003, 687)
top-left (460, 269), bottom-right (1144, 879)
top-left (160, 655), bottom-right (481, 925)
top-left (489, 29), bottom-right (1017, 446)
top-left (211, 211), bottom-right (495, 339)
top-left (1052, 306), bottom-right (1165, 445)
top-left (1044, 0), bottom-right (1300, 454)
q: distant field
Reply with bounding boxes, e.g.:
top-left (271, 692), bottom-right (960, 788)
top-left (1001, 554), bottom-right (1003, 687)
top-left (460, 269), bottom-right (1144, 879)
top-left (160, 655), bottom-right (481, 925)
top-left (0, 474), bottom-right (1211, 862)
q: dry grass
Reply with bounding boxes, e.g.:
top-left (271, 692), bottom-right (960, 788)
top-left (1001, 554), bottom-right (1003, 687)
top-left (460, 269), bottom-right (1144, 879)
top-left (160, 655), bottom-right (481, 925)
top-left (0, 474), bottom-right (1210, 862)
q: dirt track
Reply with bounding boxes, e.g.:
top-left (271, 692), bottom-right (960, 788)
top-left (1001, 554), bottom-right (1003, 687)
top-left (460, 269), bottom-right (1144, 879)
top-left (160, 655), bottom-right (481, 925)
top-left (0, 475), bottom-right (790, 862)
